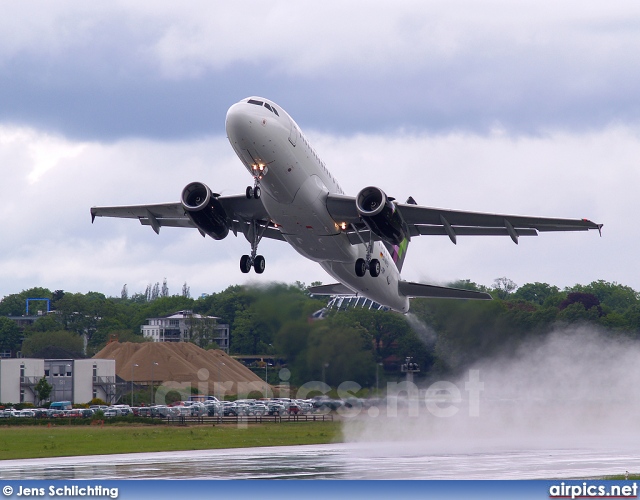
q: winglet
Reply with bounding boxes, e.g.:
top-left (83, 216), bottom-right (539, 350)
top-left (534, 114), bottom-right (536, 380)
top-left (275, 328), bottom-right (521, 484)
top-left (90, 208), bottom-right (96, 224)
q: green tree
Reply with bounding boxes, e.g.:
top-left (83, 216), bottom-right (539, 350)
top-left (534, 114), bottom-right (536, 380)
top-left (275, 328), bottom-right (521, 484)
top-left (21, 330), bottom-right (84, 358)
top-left (570, 280), bottom-right (638, 313)
top-left (513, 282), bottom-right (560, 305)
top-left (305, 320), bottom-right (375, 387)
top-left (0, 287), bottom-right (52, 316)
top-left (0, 317), bottom-right (21, 353)
top-left (34, 377), bottom-right (53, 405)
top-left (492, 277), bottom-right (518, 300)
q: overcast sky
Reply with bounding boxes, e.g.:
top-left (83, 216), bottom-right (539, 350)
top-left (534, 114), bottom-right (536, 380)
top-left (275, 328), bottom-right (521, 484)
top-left (1, 1), bottom-right (639, 302)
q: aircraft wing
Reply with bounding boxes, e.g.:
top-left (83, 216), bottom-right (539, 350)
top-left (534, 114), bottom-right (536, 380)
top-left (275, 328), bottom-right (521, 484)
top-left (90, 195), bottom-right (285, 241)
top-left (398, 281), bottom-right (492, 300)
top-left (326, 194), bottom-right (602, 245)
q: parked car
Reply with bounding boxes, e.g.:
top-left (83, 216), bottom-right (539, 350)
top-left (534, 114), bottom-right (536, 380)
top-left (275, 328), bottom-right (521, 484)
top-left (286, 403), bottom-right (301, 415)
top-left (103, 408), bottom-right (122, 418)
top-left (111, 405), bottom-right (131, 416)
top-left (137, 407), bottom-right (153, 417)
top-left (267, 403), bottom-right (286, 416)
top-left (247, 403), bottom-right (268, 416)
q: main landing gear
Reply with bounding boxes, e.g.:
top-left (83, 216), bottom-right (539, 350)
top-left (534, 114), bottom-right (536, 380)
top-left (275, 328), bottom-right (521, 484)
top-left (355, 257), bottom-right (380, 278)
top-left (240, 220), bottom-right (268, 274)
top-left (350, 224), bottom-right (381, 278)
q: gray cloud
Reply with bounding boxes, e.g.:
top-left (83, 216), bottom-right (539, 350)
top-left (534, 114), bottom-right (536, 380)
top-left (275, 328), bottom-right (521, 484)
top-left (1, 2), bottom-right (640, 140)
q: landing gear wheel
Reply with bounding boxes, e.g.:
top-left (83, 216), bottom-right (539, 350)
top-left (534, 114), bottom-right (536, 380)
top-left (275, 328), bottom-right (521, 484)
top-left (355, 258), bottom-right (367, 277)
top-left (254, 255), bottom-right (265, 274)
top-left (369, 259), bottom-right (381, 277)
top-left (246, 186), bottom-right (253, 199)
top-left (253, 186), bottom-right (261, 199)
top-left (240, 255), bottom-right (252, 273)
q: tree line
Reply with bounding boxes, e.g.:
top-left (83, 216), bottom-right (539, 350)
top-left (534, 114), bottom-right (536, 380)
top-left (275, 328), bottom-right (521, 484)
top-left (0, 278), bottom-right (639, 388)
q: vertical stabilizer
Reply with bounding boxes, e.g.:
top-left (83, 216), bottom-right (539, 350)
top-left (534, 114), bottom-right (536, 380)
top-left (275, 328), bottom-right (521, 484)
top-left (384, 238), bottom-right (410, 272)
top-left (384, 195), bottom-right (416, 272)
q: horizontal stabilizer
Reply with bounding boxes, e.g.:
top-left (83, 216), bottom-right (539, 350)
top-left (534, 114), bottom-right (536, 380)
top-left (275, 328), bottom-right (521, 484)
top-left (308, 283), bottom-right (356, 296)
top-left (398, 281), bottom-right (492, 300)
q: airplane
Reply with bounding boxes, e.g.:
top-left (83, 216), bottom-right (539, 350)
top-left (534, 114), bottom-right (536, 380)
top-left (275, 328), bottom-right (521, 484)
top-left (91, 97), bottom-right (602, 313)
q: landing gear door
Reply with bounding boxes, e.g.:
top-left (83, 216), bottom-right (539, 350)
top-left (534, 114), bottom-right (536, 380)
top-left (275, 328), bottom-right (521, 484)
top-left (288, 119), bottom-right (298, 147)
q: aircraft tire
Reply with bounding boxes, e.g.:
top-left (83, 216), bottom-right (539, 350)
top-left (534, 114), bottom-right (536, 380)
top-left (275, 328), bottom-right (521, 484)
top-left (254, 255), bottom-right (266, 274)
top-left (240, 255), bottom-right (252, 273)
top-left (355, 258), bottom-right (367, 277)
top-left (246, 186), bottom-right (253, 199)
top-left (253, 186), bottom-right (261, 199)
top-left (369, 259), bottom-right (380, 277)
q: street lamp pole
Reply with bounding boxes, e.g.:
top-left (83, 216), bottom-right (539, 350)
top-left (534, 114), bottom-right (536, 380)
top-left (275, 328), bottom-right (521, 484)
top-left (264, 362), bottom-right (272, 397)
top-left (131, 364), bottom-right (138, 406)
top-left (150, 361), bottom-right (158, 404)
top-left (216, 361), bottom-right (225, 402)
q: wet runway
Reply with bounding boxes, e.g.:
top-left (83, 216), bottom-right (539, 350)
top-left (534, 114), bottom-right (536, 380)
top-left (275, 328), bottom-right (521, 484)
top-left (2, 443), bottom-right (639, 480)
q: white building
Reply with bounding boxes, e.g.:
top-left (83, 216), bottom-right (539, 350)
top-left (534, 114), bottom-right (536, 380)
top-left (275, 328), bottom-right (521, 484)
top-left (141, 310), bottom-right (230, 352)
top-left (0, 358), bottom-right (43, 404)
top-left (0, 358), bottom-right (116, 405)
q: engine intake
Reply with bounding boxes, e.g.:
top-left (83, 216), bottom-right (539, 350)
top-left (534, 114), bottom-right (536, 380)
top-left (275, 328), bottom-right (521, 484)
top-left (181, 182), bottom-right (229, 240)
top-left (356, 186), bottom-right (409, 246)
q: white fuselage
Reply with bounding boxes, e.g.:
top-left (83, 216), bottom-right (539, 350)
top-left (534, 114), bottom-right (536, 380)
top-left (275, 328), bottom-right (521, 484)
top-left (225, 97), bottom-right (410, 312)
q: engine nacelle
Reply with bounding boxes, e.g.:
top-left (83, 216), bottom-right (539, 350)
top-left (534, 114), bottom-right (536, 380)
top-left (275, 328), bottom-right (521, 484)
top-left (181, 182), bottom-right (229, 240)
top-left (355, 186), bottom-right (409, 246)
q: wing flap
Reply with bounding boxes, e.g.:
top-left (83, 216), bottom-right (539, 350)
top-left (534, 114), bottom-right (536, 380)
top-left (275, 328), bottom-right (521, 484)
top-left (411, 226), bottom-right (539, 237)
top-left (398, 281), bottom-right (493, 300)
top-left (398, 203), bottom-right (601, 232)
top-left (139, 218), bottom-right (196, 229)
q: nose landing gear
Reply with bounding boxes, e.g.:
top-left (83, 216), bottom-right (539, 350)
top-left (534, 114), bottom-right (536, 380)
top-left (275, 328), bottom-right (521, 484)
top-left (245, 159), bottom-right (269, 199)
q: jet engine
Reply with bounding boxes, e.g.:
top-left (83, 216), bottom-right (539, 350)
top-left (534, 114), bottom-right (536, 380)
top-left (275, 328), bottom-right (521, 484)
top-left (181, 182), bottom-right (229, 240)
top-left (355, 186), bottom-right (409, 246)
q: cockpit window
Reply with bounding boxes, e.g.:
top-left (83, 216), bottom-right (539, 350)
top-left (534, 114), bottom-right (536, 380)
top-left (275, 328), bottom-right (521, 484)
top-left (247, 99), bottom-right (280, 117)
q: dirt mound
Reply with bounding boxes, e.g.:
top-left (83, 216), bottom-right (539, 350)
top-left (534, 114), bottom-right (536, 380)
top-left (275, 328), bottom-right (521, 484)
top-left (93, 342), bottom-right (268, 397)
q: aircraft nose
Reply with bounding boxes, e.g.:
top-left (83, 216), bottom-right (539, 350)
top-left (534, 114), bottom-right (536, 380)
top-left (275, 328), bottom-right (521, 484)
top-left (225, 102), bottom-right (252, 140)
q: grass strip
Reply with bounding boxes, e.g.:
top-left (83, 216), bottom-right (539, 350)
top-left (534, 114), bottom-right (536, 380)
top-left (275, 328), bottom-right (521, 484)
top-left (0, 421), bottom-right (342, 460)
